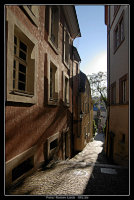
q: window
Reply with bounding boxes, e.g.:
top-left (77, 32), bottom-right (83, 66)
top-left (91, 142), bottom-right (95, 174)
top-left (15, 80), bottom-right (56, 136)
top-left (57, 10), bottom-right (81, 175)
top-left (63, 72), bottom-right (69, 105)
top-left (13, 28), bottom-right (35, 96)
top-left (48, 6), bottom-right (59, 51)
top-left (111, 82), bottom-right (116, 105)
top-left (47, 132), bottom-right (59, 160)
top-left (47, 54), bottom-right (59, 105)
top-left (63, 25), bottom-right (70, 67)
top-left (114, 12), bottom-right (124, 52)
top-left (50, 139), bottom-right (58, 150)
top-left (115, 26), bottom-right (119, 49)
top-left (6, 19), bottom-right (37, 104)
top-left (50, 62), bottom-right (58, 101)
top-left (65, 77), bottom-right (69, 104)
top-left (12, 156), bottom-right (34, 181)
top-left (13, 36), bottom-right (27, 93)
top-left (119, 74), bottom-right (127, 104)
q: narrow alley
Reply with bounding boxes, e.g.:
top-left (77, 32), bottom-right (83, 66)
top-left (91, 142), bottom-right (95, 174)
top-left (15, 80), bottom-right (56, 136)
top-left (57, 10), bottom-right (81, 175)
top-left (6, 133), bottom-right (129, 196)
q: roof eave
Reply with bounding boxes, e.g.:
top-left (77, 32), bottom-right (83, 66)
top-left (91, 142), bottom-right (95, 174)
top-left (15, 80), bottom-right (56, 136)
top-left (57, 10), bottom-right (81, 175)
top-left (62, 5), bottom-right (81, 39)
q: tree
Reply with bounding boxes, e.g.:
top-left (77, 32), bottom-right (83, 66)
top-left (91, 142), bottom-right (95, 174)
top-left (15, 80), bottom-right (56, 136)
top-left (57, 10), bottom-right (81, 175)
top-left (87, 71), bottom-right (107, 107)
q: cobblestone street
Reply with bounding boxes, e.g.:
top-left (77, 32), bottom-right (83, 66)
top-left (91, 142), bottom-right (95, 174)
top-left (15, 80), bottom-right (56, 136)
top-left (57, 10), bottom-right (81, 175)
top-left (6, 133), bottom-right (129, 196)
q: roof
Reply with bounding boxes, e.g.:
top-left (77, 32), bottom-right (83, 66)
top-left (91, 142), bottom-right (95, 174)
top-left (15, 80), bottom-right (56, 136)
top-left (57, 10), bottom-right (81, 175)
top-left (62, 6), bottom-right (81, 39)
top-left (73, 46), bottom-right (81, 62)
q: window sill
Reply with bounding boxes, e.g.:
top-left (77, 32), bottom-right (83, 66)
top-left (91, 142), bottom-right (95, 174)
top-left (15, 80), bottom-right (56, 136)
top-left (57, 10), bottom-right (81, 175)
top-left (48, 98), bottom-right (58, 106)
top-left (11, 90), bottom-right (34, 98)
top-left (7, 90), bottom-right (36, 104)
top-left (48, 37), bottom-right (59, 55)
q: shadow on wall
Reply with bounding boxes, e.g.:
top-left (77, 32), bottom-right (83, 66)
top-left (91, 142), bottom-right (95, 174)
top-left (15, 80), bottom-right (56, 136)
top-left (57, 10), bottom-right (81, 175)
top-left (5, 93), bottom-right (72, 164)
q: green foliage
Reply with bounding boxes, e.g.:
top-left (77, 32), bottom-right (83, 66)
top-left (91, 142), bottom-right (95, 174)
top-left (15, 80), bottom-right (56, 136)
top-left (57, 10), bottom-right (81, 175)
top-left (87, 71), bottom-right (107, 107)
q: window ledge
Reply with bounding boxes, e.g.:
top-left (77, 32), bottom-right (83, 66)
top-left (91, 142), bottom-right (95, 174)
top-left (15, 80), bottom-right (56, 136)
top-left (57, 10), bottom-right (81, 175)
top-left (11, 90), bottom-right (34, 98)
top-left (48, 99), bottom-right (58, 106)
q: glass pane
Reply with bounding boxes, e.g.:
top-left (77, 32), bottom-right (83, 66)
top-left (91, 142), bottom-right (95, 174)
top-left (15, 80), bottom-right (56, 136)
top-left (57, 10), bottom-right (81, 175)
top-left (19, 63), bottom-right (26, 73)
top-left (13, 80), bottom-right (15, 89)
top-left (19, 50), bottom-right (26, 61)
top-left (18, 82), bottom-right (25, 91)
top-left (50, 67), bottom-right (53, 79)
top-left (14, 36), bottom-right (17, 45)
top-left (14, 60), bottom-right (16, 69)
top-left (13, 70), bottom-right (16, 79)
top-left (14, 46), bottom-right (16, 55)
top-left (20, 41), bottom-right (27, 52)
top-left (19, 73), bottom-right (26, 83)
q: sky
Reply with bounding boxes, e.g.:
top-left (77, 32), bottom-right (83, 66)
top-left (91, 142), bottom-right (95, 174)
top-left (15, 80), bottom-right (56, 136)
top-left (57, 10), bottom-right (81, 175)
top-left (73, 5), bottom-right (107, 76)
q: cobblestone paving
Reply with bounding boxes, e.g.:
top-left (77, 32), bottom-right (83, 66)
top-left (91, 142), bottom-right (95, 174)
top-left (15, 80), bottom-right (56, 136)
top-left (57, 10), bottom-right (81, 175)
top-left (6, 133), bottom-right (129, 196)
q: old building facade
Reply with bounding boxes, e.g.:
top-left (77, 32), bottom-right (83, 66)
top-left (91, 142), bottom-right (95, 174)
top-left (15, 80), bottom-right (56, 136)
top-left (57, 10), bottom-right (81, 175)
top-left (74, 71), bottom-right (93, 152)
top-left (5, 5), bottom-right (81, 187)
top-left (105, 5), bottom-right (129, 166)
